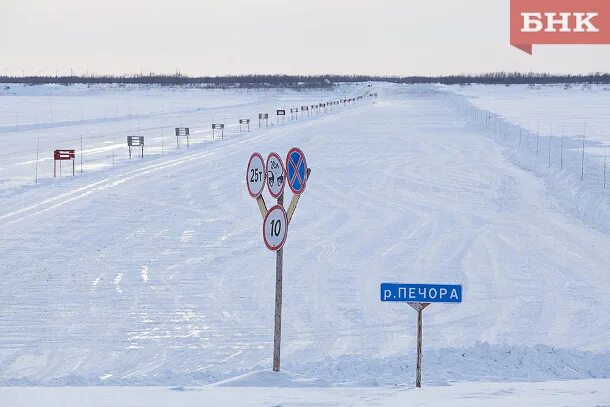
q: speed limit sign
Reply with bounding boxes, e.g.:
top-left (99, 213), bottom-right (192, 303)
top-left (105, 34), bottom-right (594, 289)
top-left (263, 205), bottom-right (287, 251)
top-left (266, 152), bottom-right (285, 198)
top-left (246, 152), bottom-right (266, 198)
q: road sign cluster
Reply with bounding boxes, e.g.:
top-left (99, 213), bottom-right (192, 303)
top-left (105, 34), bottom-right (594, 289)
top-left (246, 148), bottom-right (308, 252)
top-left (246, 147), bottom-right (310, 373)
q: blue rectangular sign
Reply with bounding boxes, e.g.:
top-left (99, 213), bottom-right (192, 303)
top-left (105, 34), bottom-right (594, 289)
top-left (380, 283), bottom-right (462, 303)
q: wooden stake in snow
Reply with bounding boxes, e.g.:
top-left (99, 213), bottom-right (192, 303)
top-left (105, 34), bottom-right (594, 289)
top-left (581, 123), bottom-right (586, 181)
top-left (560, 133), bottom-right (564, 170)
top-left (548, 128), bottom-right (552, 168)
top-left (80, 135), bottom-right (83, 173)
top-left (34, 113), bottom-right (39, 184)
top-left (581, 137), bottom-right (585, 181)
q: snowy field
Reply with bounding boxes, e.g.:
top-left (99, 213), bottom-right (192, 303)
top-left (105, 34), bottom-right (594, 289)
top-left (2, 377), bottom-right (609, 407)
top-left (1, 82), bottom-right (609, 405)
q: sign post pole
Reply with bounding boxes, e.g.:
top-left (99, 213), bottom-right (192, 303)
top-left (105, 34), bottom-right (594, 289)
top-left (416, 306), bottom-right (423, 388)
top-left (408, 302), bottom-right (429, 388)
top-left (273, 190), bottom-right (284, 372)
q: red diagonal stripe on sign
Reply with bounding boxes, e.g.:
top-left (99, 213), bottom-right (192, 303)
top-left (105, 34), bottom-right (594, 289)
top-left (293, 156), bottom-right (305, 185)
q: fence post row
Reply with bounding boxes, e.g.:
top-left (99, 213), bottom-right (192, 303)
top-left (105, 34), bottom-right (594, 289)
top-left (456, 95), bottom-right (608, 189)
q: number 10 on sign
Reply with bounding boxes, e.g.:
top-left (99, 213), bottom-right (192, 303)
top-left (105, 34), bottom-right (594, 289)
top-left (263, 205), bottom-right (287, 251)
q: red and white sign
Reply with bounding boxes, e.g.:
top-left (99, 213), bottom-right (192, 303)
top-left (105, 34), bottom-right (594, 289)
top-left (266, 152), bottom-right (285, 198)
top-left (54, 149), bottom-right (75, 160)
top-left (263, 205), bottom-right (288, 251)
top-left (246, 153), bottom-right (266, 198)
top-left (510, 0), bottom-right (610, 54)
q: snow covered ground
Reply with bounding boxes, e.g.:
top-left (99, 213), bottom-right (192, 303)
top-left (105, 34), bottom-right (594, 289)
top-left (1, 82), bottom-right (609, 405)
top-left (2, 377), bottom-right (609, 407)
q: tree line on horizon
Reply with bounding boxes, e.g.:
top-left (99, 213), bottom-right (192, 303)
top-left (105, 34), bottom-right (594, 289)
top-left (1, 72), bottom-right (608, 87)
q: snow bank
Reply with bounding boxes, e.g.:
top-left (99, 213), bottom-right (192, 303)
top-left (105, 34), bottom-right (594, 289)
top-left (289, 343), bottom-right (610, 386)
top-left (2, 344), bottom-right (608, 386)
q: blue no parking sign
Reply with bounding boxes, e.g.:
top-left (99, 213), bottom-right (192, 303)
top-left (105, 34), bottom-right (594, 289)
top-left (286, 147), bottom-right (307, 195)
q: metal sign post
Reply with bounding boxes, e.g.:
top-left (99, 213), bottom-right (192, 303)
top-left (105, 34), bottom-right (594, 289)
top-left (300, 106), bottom-right (308, 118)
top-left (127, 136), bottom-right (144, 159)
top-left (380, 283), bottom-right (462, 388)
top-left (212, 123), bottom-right (225, 139)
top-left (175, 127), bottom-right (190, 148)
top-left (276, 109), bottom-right (286, 124)
top-left (246, 149), bottom-right (310, 373)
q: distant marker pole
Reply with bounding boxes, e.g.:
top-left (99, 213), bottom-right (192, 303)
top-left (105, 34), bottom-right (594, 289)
top-left (604, 153), bottom-right (606, 189)
top-left (80, 135), bottom-right (83, 173)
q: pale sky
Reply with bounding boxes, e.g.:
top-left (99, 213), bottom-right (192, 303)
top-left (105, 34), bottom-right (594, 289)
top-left (2, 0), bottom-right (610, 76)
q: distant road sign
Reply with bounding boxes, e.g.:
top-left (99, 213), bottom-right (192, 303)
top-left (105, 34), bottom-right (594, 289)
top-left (266, 152), bottom-right (285, 198)
top-left (239, 119), bottom-right (250, 124)
top-left (246, 153), bottom-right (266, 198)
top-left (277, 109), bottom-right (286, 116)
top-left (380, 283), bottom-right (462, 303)
top-left (263, 205), bottom-right (287, 251)
top-left (286, 147), bottom-right (307, 195)
top-left (54, 149), bottom-right (75, 160)
top-left (127, 136), bottom-right (144, 146)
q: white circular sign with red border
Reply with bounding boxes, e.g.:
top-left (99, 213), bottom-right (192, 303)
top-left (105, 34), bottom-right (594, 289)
top-left (266, 152), bottom-right (285, 198)
top-left (263, 205), bottom-right (288, 251)
top-left (246, 153), bottom-right (266, 198)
